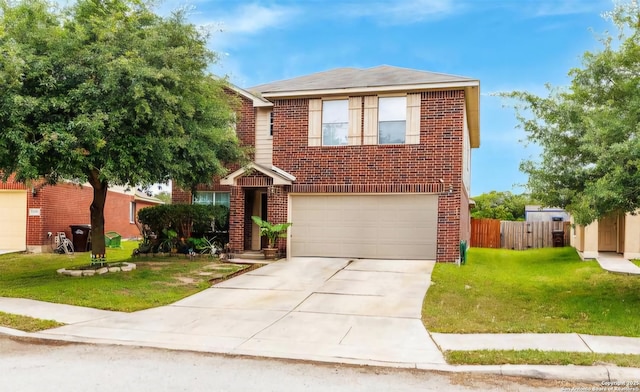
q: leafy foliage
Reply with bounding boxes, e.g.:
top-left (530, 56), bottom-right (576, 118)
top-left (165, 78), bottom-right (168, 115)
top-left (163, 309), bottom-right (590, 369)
top-left (471, 191), bottom-right (533, 221)
top-left (251, 216), bottom-right (292, 249)
top-left (0, 0), bottom-right (246, 254)
top-left (138, 204), bottom-right (229, 240)
top-left (499, 2), bottom-right (640, 225)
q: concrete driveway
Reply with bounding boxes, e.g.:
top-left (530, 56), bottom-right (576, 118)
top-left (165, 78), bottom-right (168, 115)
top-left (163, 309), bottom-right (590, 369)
top-left (43, 257), bottom-right (444, 367)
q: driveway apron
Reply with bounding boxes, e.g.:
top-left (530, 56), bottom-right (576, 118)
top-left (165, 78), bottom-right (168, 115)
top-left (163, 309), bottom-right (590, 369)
top-left (43, 257), bottom-right (444, 367)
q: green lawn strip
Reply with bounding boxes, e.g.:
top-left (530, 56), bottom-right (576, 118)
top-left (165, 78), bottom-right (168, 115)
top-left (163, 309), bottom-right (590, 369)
top-left (0, 311), bottom-right (64, 332)
top-left (445, 350), bottom-right (640, 368)
top-left (423, 247), bottom-right (640, 336)
top-left (0, 241), bottom-right (249, 312)
top-left (632, 260), bottom-right (640, 268)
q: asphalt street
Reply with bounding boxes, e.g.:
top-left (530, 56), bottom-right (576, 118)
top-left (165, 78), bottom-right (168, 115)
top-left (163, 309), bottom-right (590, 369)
top-left (0, 336), bottom-right (594, 392)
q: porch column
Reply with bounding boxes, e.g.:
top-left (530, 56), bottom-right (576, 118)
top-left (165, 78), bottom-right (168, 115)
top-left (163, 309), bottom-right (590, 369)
top-left (267, 185), bottom-right (289, 251)
top-left (624, 213), bottom-right (640, 259)
top-left (582, 221), bottom-right (599, 259)
top-left (228, 186), bottom-right (245, 254)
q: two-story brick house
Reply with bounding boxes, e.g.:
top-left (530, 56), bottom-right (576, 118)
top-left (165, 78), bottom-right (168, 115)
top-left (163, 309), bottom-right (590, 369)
top-left (173, 66), bottom-right (480, 262)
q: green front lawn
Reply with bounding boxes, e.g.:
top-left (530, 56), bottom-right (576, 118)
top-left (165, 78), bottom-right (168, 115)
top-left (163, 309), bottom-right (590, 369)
top-left (0, 241), bottom-right (249, 312)
top-left (423, 247), bottom-right (640, 336)
top-left (445, 350), bottom-right (640, 368)
top-left (0, 311), bottom-right (64, 332)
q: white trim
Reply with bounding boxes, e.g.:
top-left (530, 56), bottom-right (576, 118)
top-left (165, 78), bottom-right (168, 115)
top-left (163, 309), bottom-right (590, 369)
top-left (227, 85), bottom-right (273, 107)
top-left (260, 81), bottom-right (480, 98)
top-left (270, 165), bottom-right (296, 182)
top-left (220, 162), bottom-right (296, 186)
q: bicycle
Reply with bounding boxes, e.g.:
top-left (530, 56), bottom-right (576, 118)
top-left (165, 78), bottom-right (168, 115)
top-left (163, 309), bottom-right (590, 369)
top-left (54, 232), bottom-right (75, 254)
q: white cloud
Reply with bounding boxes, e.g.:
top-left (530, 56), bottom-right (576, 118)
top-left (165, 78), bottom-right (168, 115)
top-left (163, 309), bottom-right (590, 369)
top-left (340, 0), bottom-right (462, 24)
top-left (222, 3), bottom-right (297, 34)
top-left (526, 0), bottom-right (610, 17)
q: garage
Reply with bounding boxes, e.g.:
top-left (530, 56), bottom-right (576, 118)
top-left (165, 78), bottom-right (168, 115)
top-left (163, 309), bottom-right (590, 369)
top-left (290, 194), bottom-right (438, 259)
top-left (0, 190), bottom-right (27, 251)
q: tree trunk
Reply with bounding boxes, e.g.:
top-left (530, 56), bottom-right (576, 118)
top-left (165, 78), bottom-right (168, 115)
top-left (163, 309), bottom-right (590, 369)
top-left (88, 169), bottom-right (108, 264)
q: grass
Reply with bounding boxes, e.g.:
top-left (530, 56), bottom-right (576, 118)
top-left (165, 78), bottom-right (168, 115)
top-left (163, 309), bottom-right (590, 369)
top-left (423, 247), bottom-right (640, 336)
top-left (0, 311), bottom-right (64, 332)
top-left (445, 350), bottom-right (640, 368)
top-left (0, 241), bottom-right (249, 312)
top-left (633, 259), bottom-right (640, 268)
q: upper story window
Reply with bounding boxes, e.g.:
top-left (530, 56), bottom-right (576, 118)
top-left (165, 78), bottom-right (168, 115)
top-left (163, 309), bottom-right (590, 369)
top-left (269, 111), bottom-right (274, 136)
top-left (193, 191), bottom-right (230, 208)
top-left (378, 96), bottom-right (407, 144)
top-left (321, 100), bottom-right (349, 146)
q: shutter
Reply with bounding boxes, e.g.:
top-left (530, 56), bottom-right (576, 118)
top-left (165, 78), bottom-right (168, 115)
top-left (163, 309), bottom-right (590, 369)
top-left (308, 99), bottom-right (322, 146)
top-left (406, 93), bottom-right (421, 144)
top-left (348, 96), bottom-right (362, 145)
top-left (363, 96), bottom-right (378, 145)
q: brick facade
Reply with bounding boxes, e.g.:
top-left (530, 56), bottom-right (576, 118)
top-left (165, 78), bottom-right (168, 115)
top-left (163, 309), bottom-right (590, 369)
top-left (173, 87), bottom-right (470, 262)
top-left (268, 90), bottom-right (465, 261)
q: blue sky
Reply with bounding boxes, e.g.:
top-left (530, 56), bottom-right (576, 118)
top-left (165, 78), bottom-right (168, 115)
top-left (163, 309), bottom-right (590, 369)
top-left (158, 0), bottom-right (615, 196)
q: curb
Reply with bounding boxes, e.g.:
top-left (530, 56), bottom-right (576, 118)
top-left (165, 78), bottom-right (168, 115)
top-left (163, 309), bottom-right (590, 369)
top-left (2, 327), bottom-right (640, 383)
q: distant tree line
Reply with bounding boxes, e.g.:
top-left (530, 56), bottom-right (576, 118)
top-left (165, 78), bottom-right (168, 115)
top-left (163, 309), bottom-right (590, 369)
top-left (471, 191), bottom-right (535, 221)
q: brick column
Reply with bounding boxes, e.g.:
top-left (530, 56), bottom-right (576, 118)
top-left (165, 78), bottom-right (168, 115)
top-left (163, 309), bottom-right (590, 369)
top-left (229, 186), bottom-right (245, 253)
top-left (437, 190), bottom-right (461, 262)
top-left (267, 185), bottom-right (289, 251)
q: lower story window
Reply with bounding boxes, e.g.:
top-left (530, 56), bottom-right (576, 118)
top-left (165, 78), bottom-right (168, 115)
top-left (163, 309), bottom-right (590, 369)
top-left (193, 191), bottom-right (230, 208)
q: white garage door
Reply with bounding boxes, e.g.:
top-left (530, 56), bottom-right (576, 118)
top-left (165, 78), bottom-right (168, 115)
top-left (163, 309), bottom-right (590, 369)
top-left (0, 190), bottom-right (27, 251)
top-left (290, 194), bottom-right (438, 259)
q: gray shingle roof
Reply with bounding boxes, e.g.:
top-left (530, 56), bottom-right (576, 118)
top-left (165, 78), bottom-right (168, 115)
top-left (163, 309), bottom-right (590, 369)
top-left (249, 65), bottom-right (476, 94)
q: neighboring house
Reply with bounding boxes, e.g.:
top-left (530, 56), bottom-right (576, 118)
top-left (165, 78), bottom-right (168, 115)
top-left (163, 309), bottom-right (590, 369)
top-left (173, 66), bottom-right (480, 262)
top-left (571, 212), bottom-right (640, 259)
top-left (0, 178), bottom-right (162, 253)
top-left (525, 205), bottom-right (570, 223)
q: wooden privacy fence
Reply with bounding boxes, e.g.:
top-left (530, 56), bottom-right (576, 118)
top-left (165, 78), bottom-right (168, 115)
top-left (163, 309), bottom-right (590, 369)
top-left (470, 218), bottom-right (501, 248)
top-left (471, 218), bottom-right (571, 250)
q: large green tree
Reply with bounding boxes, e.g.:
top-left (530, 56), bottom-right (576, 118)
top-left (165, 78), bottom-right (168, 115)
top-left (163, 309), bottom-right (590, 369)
top-left (501, 2), bottom-right (640, 226)
top-left (0, 0), bottom-right (245, 260)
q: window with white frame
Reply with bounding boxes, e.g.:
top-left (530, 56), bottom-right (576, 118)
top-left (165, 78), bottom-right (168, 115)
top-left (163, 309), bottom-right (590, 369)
top-left (129, 201), bottom-right (136, 223)
top-left (322, 100), bottom-right (349, 146)
top-left (378, 96), bottom-right (407, 144)
top-left (193, 191), bottom-right (230, 208)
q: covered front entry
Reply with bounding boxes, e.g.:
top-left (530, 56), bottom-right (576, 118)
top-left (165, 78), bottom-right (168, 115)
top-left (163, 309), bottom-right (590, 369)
top-left (290, 194), bottom-right (438, 259)
top-left (244, 188), bottom-right (268, 251)
top-left (0, 190), bottom-right (27, 251)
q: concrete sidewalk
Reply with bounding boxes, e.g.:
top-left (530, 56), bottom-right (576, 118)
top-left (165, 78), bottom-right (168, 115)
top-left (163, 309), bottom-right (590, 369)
top-left (1, 258), bottom-right (444, 368)
top-left (596, 253), bottom-right (640, 275)
top-left (1, 257), bottom-right (639, 382)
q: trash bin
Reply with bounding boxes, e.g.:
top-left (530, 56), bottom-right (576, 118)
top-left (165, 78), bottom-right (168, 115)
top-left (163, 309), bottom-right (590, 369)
top-left (70, 224), bottom-right (92, 252)
top-left (105, 231), bottom-right (122, 248)
top-left (552, 231), bottom-right (565, 247)
top-left (460, 240), bottom-right (468, 265)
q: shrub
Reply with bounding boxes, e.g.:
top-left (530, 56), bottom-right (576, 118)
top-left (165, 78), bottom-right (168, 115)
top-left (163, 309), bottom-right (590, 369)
top-left (138, 204), bottom-right (229, 240)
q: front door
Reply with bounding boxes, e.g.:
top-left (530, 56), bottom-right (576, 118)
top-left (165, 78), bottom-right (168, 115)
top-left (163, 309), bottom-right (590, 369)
top-left (248, 190), bottom-right (268, 251)
top-left (598, 214), bottom-right (617, 252)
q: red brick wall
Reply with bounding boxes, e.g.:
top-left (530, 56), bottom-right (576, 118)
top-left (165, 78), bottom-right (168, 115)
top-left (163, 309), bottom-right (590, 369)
top-left (271, 90), bottom-right (465, 261)
top-left (37, 183), bottom-right (92, 248)
top-left (228, 186), bottom-right (245, 253)
top-left (175, 89), bottom-right (467, 261)
top-left (2, 178), bottom-right (157, 249)
top-left (267, 186), bottom-right (289, 250)
top-left (236, 95), bottom-right (256, 154)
